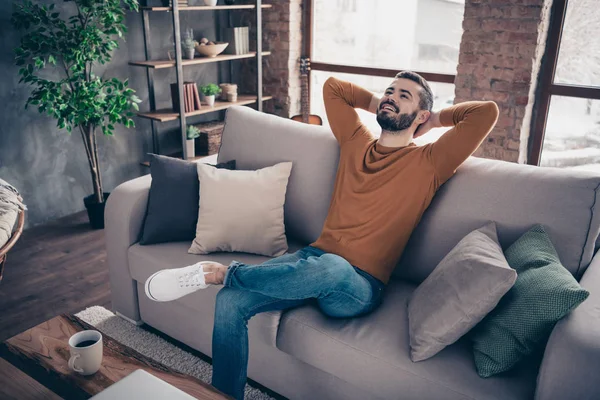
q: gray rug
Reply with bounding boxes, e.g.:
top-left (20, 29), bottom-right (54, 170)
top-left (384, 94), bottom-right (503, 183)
top-left (75, 306), bottom-right (276, 400)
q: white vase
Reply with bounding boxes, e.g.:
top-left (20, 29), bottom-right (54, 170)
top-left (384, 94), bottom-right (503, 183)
top-left (185, 139), bottom-right (195, 159)
top-left (183, 47), bottom-right (195, 59)
top-left (205, 95), bottom-right (215, 107)
top-left (204, 0), bottom-right (218, 6)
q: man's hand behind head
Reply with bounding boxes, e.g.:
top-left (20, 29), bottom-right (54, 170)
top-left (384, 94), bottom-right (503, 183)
top-left (414, 111), bottom-right (440, 138)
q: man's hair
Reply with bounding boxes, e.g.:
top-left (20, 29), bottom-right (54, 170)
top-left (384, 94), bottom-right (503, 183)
top-left (395, 71), bottom-right (433, 112)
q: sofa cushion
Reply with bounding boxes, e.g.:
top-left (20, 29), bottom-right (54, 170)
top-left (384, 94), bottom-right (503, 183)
top-left (128, 239), bottom-right (307, 345)
top-left (189, 162), bottom-right (292, 257)
top-left (395, 157), bottom-right (600, 283)
top-left (217, 106), bottom-right (340, 244)
top-left (408, 222), bottom-right (516, 362)
top-left (129, 239), bottom-right (307, 284)
top-left (276, 279), bottom-right (538, 400)
top-left (139, 154), bottom-right (236, 245)
top-left (471, 225), bottom-right (589, 378)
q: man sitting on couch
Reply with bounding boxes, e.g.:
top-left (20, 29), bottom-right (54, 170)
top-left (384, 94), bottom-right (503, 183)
top-left (145, 71), bottom-right (499, 399)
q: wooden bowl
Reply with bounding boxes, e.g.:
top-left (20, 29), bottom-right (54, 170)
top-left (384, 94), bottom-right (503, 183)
top-left (195, 42), bottom-right (229, 58)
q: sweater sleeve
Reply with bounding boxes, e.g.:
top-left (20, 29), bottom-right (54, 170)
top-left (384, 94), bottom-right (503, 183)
top-left (429, 101), bottom-right (499, 184)
top-left (323, 77), bottom-right (375, 145)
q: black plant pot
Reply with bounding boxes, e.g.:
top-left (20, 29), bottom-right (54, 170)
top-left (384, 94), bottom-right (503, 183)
top-left (84, 192), bottom-right (110, 230)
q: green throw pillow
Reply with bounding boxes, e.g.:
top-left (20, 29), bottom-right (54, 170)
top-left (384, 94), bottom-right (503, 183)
top-left (470, 225), bottom-right (589, 378)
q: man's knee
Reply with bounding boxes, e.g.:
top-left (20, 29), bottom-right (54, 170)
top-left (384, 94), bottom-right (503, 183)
top-left (215, 288), bottom-right (244, 316)
top-left (215, 288), bottom-right (260, 320)
top-left (317, 253), bottom-right (355, 281)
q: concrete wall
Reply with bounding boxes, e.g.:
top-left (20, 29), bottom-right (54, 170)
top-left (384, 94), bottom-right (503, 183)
top-left (0, 0), bottom-right (223, 228)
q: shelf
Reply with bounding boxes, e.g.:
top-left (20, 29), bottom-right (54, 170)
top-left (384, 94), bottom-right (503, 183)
top-left (141, 152), bottom-right (217, 167)
top-left (129, 51), bottom-right (271, 69)
top-left (142, 4), bottom-right (272, 11)
top-left (138, 95), bottom-right (273, 122)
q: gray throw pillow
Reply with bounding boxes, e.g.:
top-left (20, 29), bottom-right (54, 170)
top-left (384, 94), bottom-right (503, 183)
top-left (140, 154), bottom-right (236, 245)
top-left (408, 222), bottom-right (517, 362)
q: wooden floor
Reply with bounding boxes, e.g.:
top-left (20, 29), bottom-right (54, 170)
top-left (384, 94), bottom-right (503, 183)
top-left (0, 211), bottom-right (110, 399)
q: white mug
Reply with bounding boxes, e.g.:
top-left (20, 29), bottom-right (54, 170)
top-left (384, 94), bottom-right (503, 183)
top-left (68, 330), bottom-right (103, 375)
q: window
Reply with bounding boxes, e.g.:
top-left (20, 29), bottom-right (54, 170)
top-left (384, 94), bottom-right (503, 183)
top-left (530, 0), bottom-right (600, 168)
top-left (311, 0), bottom-right (464, 74)
top-left (306, 0), bottom-right (464, 144)
top-left (311, 70), bottom-right (456, 145)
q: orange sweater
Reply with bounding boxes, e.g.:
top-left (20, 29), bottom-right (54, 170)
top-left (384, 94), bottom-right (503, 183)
top-left (310, 77), bottom-right (499, 284)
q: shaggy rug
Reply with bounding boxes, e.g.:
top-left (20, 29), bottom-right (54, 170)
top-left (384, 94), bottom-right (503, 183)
top-left (75, 306), bottom-right (277, 400)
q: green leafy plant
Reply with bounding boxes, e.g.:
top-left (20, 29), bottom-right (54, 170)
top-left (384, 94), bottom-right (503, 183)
top-left (182, 37), bottom-right (197, 50)
top-left (12, 0), bottom-right (141, 205)
top-left (186, 125), bottom-right (200, 140)
top-left (200, 83), bottom-right (221, 96)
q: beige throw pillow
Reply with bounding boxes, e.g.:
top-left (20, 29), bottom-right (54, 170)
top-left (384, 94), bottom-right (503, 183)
top-left (408, 222), bottom-right (517, 362)
top-left (188, 161), bottom-right (293, 257)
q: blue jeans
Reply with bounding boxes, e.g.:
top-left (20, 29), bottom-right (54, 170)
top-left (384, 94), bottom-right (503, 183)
top-left (210, 245), bottom-right (385, 399)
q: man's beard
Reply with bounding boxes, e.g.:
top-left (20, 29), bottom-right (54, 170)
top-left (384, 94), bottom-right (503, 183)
top-left (376, 108), bottom-right (418, 132)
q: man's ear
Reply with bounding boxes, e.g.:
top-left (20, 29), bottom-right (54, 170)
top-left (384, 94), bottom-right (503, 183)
top-left (418, 110), bottom-right (431, 124)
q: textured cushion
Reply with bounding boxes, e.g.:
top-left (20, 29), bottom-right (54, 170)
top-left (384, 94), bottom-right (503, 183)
top-left (140, 154), bottom-right (236, 245)
top-left (395, 157), bottom-right (600, 283)
top-left (408, 222), bottom-right (517, 362)
top-left (188, 162), bottom-right (293, 257)
top-left (217, 106), bottom-right (340, 244)
top-left (276, 279), bottom-right (538, 400)
top-left (470, 225), bottom-right (590, 378)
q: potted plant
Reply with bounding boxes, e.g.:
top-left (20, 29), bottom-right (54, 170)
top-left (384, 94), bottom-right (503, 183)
top-left (181, 37), bottom-right (197, 60)
top-left (12, 0), bottom-right (141, 229)
top-left (201, 83), bottom-right (221, 107)
top-left (186, 125), bottom-right (200, 159)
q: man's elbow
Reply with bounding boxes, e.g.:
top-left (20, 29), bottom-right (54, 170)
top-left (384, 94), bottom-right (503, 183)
top-left (482, 101), bottom-right (500, 131)
top-left (483, 101), bottom-right (499, 121)
top-left (323, 76), bottom-right (339, 97)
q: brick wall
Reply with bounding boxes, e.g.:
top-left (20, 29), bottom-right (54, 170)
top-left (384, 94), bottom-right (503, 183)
top-left (237, 0), bottom-right (303, 118)
top-left (455, 0), bottom-right (552, 163)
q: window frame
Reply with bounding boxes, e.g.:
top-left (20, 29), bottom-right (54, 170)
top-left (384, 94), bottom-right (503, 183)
top-left (303, 0), bottom-right (456, 112)
top-left (528, 0), bottom-right (600, 165)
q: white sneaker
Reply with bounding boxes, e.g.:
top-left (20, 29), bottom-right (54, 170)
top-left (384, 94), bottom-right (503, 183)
top-left (145, 261), bottom-right (216, 302)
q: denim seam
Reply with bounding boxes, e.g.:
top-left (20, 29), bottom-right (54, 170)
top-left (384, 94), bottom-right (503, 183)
top-left (224, 262), bottom-right (242, 287)
top-left (247, 297), bottom-right (294, 315)
top-left (284, 316), bottom-right (477, 400)
top-left (323, 288), bottom-right (374, 307)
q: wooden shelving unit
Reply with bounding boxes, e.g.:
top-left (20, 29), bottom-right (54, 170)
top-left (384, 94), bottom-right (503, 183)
top-left (138, 95), bottom-right (273, 122)
top-left (135, 1), bottom-right (270, 161)
top-left (141, 4), bottom-right (272, 11)
top-left (140, 152), bottom-right (214, 167)
top-left (129, 51), bottom-right (271, 69)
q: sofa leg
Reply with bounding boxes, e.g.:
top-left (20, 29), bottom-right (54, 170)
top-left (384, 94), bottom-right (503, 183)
top-left (116, 311), bottom-right (144, 326)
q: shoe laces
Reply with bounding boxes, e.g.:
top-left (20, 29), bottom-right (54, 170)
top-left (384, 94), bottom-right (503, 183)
top-left (178, 268), bottom-right (207, 288)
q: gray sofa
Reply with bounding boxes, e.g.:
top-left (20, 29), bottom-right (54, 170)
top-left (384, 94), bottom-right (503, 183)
top-left (106, 106), bottom-right (600, 400)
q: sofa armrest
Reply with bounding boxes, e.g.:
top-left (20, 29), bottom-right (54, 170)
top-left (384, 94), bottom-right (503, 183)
top-left (105, 174), bottom-right (151, 323)
top-left (535, 251), bottom-right (600, 400)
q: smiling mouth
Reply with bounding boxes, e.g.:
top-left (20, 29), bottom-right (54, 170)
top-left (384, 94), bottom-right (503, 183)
top-left (380, 103), bottom-right (398, 113)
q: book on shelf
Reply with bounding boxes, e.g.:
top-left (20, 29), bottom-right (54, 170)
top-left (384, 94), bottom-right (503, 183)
top-left (184, 85), bottom-right (190, 113)
top-left (171, 82), bottom-right (202, 113)
top-left (193, 85), bottom-right (202, 110)
top-left (222, 27), bottom-right (249, 55)
top-left (187, 83), bottom-right (194, 113)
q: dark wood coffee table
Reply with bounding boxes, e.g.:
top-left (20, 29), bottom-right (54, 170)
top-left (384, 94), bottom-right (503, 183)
top-left (0, 314), bottom-right (232, 399)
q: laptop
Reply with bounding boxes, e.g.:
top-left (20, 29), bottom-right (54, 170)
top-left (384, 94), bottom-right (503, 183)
top-left (90, 369), bottom-right (197, 399)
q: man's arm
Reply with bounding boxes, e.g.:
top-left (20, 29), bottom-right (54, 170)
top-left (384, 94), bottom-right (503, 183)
top-left (427, 101), bottom-right (499, 184)
top-left (323, 77), bottom-right (379, 144)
